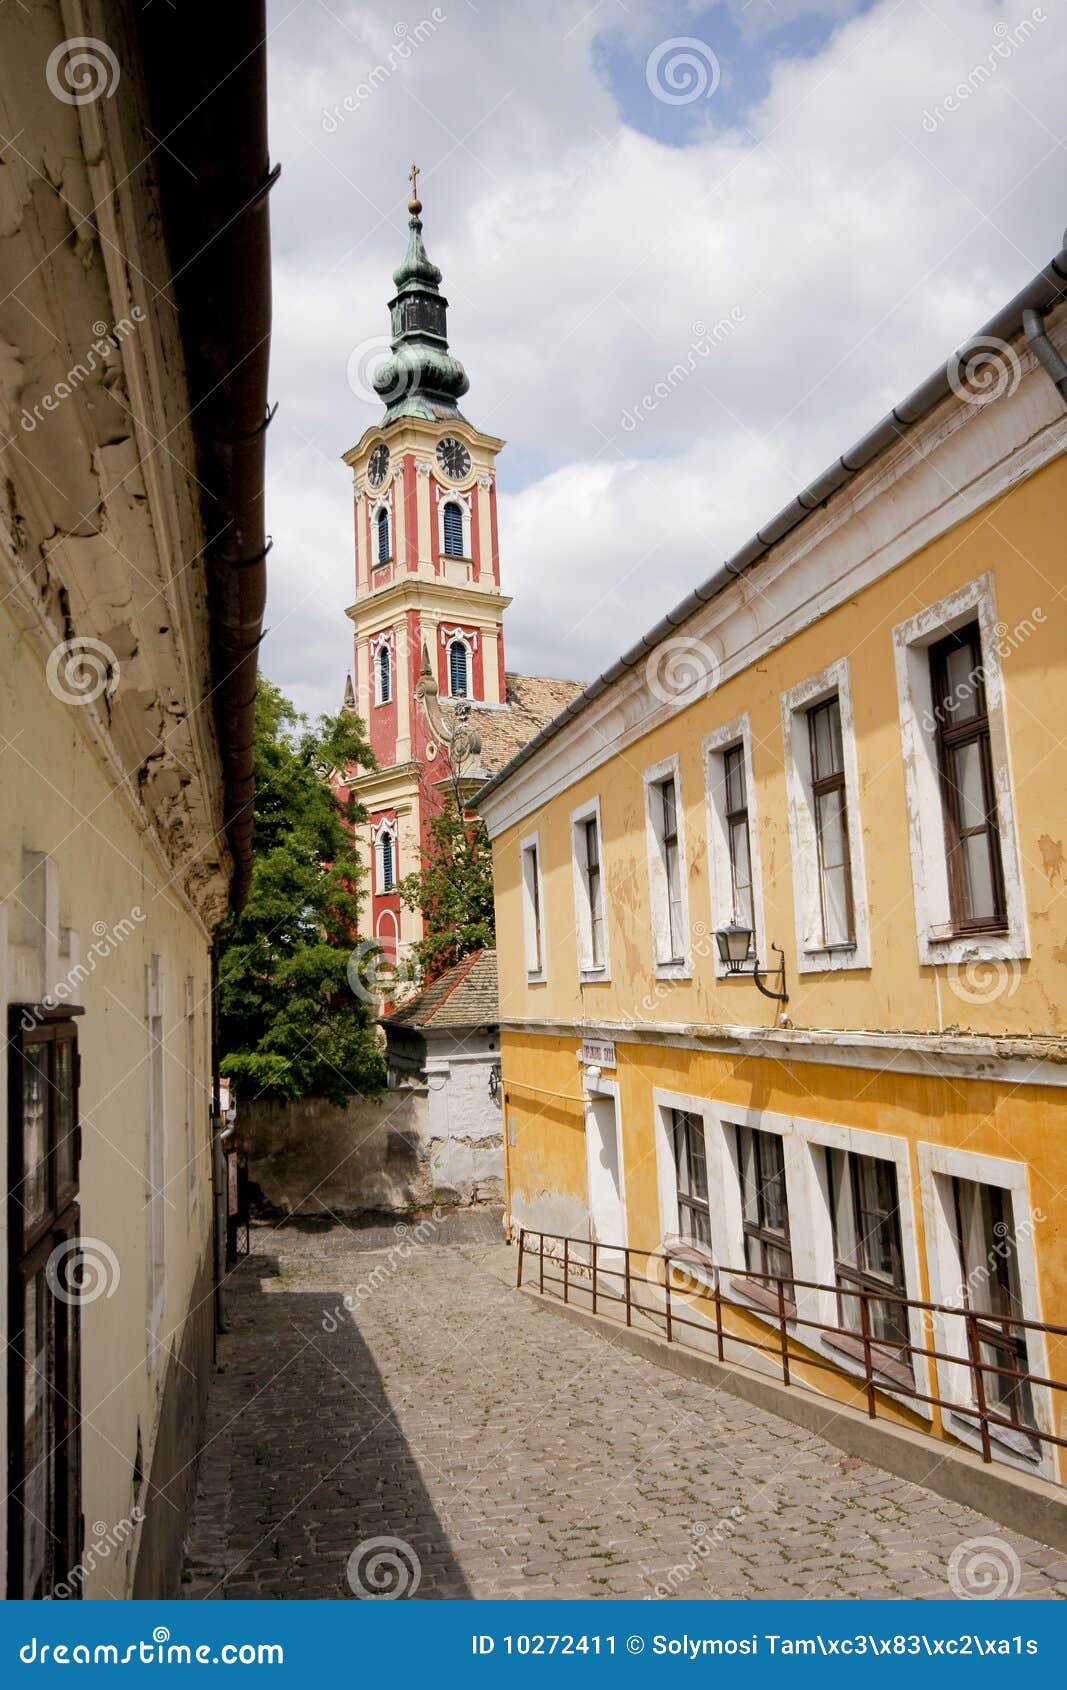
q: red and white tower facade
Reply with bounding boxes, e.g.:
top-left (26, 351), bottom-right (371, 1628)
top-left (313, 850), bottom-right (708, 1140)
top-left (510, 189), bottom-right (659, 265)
top-left (342, 175), bottom-right (510, 966)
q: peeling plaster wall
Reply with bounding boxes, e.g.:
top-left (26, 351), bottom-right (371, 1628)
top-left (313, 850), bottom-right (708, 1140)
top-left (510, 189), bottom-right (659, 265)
top-left (240, 1036), bottom-right (504, 1216)
top-left (0, 3), bottom-right (230, 1597)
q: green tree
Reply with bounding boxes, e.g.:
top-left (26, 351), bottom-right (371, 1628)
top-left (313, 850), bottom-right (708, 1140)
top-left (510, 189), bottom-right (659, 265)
top-left (399, 798), bottom-right (495, 982)
top-left (218, 677), bottom-right (385, 1103)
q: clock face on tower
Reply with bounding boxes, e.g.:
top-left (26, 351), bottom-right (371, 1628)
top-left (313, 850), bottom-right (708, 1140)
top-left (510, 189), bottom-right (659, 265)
top-left (367, 443), bottom-right (390, 487)
top-left (436, 436), bottom-right (471, 481)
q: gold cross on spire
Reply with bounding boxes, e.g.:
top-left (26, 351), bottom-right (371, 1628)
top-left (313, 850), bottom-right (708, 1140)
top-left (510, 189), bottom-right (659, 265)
top-left (408, 161), bottom-right (421, 212)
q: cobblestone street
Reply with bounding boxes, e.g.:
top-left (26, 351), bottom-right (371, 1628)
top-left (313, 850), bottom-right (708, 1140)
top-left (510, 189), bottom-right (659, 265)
top-left (183, 1221), bottom-right (1067, 1601)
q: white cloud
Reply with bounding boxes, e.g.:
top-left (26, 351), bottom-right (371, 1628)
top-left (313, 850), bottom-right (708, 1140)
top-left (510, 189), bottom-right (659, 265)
top-left (263, 0), bottom-right (1065, 718)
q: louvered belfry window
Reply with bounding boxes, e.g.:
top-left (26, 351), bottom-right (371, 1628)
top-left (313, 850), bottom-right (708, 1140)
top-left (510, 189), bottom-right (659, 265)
top-left (449, 639), bottom-right (469, 697)
top-left (443, 501), bottom-right (464, 558)
top-left (377, 643), bottom-right (391, 704)
top-left (376, 506), bottom-right (390, 564)
top-left (380, 830), bottom-right (395, 891)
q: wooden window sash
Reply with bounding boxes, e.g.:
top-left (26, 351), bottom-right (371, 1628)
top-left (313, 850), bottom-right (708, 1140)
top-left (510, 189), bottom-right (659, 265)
top-left (929, 627), bottom-right (1007, 934)
top-left (808, 698), bottom-right (855, 946)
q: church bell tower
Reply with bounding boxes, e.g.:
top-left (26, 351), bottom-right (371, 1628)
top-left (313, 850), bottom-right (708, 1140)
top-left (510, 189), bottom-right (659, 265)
top-left (342, 168), bottom-right (511, 966)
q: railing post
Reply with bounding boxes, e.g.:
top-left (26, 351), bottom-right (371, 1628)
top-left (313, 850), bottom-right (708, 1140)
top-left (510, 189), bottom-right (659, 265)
top-left (859, 1292), bottom-right (877, 1419)
top-left (563, 1236), bottom-right (569, 1304)
top-left (539, 1231), bottom-right (544, 1297)
top-left (714, 1272), bottom-right (724, 1361)
top-left (591, 1240), bottom-right (598, 1316)
top-left (516, 1227), bottom-right (525, 1288)
top-left (965, 1310), bottom-right (993, 1463)
top-left (664, 1260), bottom-right (673, 1344)
top-left (624, 1248), bottom-right (632, 1327)
top-left (777, 1277), bottom-right (791, 1388)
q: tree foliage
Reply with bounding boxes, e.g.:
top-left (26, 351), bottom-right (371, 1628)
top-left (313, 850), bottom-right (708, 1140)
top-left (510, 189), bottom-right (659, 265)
top-left (218, 678), bottom-right (385, 1104)
top-left (399, 798), bottom-right (495, 982)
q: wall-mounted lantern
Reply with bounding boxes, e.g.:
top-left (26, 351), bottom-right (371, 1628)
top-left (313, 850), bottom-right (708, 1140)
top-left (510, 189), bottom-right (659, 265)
top-left (714, 926), bottom-right (789, 1004)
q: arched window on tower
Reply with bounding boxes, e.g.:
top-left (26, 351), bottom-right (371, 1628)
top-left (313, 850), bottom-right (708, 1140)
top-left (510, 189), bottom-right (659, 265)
top-left (377, 826), bottom-right (396, 892)
top-left (376, 642), bottom-right (392, 705)
top-left (442, 501), bottom-right (464, 558)
top-left (376, 505), bottom-right (390, 564)
top-left (449, 638), bottom-right (470, 698)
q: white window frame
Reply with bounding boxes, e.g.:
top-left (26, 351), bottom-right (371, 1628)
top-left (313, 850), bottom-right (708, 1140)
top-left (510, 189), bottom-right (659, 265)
top-left (373, 819), bottom-right (397, 894)
top-left (371, 498), bottom-right (392, 565)
top-left (892, 573), bottom-right (1029, 968)
top-left (703, 715), bottom-right (766, 978)
top-left (801, 1118), bottom-right (927, 1411)
top-left (652, 1089), bottom-right (717, 1262)
top-left (145, 956), bottom-right (167, 1362)
top-left (436, 486), bottom-right (472, 560)
top-left (446, 634), bottom-right (473, 699)
top-left (642, 753), bottom-right (691, 979)
top-left (781, 657), bottom-right (870, 972)
top-left (918, 1141), bottom-right (1052, 1477)
top-left (372, 634), bottom-right (394, 706)
top-left (520, 830), bottom-right (547, 982)
top-left (652, 1093), bottom-right (928, 1407)
top-left (570, 795), bottom-right (610, 983)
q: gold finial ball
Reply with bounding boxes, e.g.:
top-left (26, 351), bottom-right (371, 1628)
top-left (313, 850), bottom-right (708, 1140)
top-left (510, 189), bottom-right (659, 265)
top-left (408, 195), bottom-right (422, 216)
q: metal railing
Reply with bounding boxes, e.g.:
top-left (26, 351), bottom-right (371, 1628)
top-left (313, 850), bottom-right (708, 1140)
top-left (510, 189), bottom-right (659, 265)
top-left (516, 1228), bottom-right (1067, 1471)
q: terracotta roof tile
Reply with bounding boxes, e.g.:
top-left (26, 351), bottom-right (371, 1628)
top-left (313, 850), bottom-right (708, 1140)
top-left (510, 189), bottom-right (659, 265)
top-left (383, 949), bottom-right (499, 1030)
top-left (467, 673), bottom-right (584, 777)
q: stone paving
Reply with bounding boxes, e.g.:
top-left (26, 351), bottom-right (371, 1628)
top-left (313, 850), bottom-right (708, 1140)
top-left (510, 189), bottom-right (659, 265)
top-left (183, 1218), bottom-right (1067, 1600)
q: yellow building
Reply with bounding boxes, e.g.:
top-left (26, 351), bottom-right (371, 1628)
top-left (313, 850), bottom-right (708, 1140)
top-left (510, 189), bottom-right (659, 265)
top-left (477, 239), bottom-right (1067, 1488)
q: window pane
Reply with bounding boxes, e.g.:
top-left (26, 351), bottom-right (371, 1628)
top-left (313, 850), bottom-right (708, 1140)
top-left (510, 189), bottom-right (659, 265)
top-left (22, 1044), bottom-right (50, 1234)
top-left (728, 817), bottom-right (752, 927)
top-left (724, 746), bottom-right (745, 813)
top-left (811, 698), bottom-right (843, 780)
top-left (758, 1133), bottom-right (788, 1233)
top-left (944, 640), bottom-right (981, 720)
top-left (815, 786), bottom-right (847, 870)
top-left (960, 831), bottom-right (998, 922)
top-left (660, 778), bottom-right (677, 839)
top-left (54, 1039), bottom-right (75, 1198)
top-left (23, 1269), bottom-right (54, 1599)
top-left (949, 740), bottom-right (989, 832)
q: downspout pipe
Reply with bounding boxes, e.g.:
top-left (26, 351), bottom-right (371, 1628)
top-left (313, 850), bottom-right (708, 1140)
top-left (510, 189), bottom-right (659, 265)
top-left (1023, 308), bottom-right (1067, 409)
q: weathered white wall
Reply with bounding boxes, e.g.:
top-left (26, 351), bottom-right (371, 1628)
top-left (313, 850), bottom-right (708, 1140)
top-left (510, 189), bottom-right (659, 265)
top-left (240, 1037), bottom-right (504, 1216)
top-left (0, 597), bottom-right (215, 1598)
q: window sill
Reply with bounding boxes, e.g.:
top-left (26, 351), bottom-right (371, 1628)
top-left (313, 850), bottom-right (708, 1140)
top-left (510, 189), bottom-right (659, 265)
top-left (654, 961), bottom-right (691, 981)
top-left (579, 966), bottom-right (609, 984)
top-left (821, 1328), bottom-right (917, 1398)
top-left (803, 942), bottom-right (856, 956)
top-left (728, 1275), bottom-right (797, 1321)
top-left (947, 1407), bottom-right (1042, 1468)
top-left (926, 927), bottom-right (1009, 945)
top-left (525, 970), bottom-right (547, 986)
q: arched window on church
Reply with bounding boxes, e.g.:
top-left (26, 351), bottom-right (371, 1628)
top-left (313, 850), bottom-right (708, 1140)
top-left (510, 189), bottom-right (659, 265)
top-left (378, 827), bottom-right (396, 892)
top-left (376, 505), bottom-right (390, 564)
top-left (376, 642), bottom-right (392, 705)
top-left (442, 501), bottom-right (464, 558)
top-left (449, 639), bottom-right (469, 698)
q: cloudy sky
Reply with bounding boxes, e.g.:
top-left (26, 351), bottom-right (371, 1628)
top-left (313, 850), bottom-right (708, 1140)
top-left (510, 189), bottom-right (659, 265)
top-left (261, 0), bottom-right (1063, 720)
